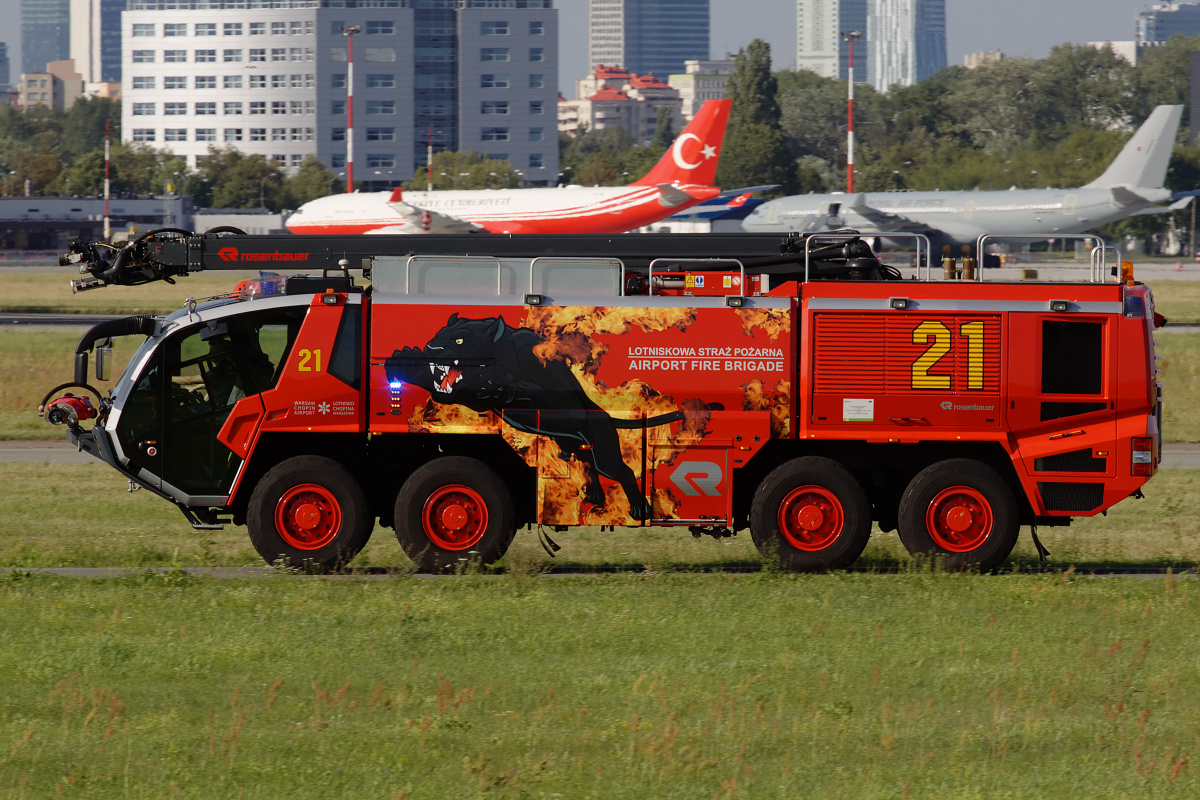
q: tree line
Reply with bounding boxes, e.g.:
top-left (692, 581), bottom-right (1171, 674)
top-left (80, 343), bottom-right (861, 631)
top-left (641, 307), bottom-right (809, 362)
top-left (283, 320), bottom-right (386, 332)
top-left (5, 36), bottom-right (1200, 248)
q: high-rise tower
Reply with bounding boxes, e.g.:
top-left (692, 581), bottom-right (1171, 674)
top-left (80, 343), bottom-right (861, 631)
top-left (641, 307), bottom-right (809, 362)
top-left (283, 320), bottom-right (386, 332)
top-left (868, 0), bottom-right (944, 91)
top-left (588, 0), bottom-right (709, 80)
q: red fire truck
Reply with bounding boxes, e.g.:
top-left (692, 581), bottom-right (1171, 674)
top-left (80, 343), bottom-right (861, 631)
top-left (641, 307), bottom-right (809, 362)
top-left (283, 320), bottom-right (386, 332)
top-left (44, 229), bottom-right (1162, 571)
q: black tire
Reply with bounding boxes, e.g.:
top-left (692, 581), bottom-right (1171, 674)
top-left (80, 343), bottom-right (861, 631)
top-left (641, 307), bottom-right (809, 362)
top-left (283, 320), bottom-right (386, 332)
top-left (246, 456), bottom-right (373, 571)
top-left (897, 459), bottom-right (1019, 570)
top-left (749, 457), bottom-right (872, 570)
top-left (394, 457), bottom-right (516, 573)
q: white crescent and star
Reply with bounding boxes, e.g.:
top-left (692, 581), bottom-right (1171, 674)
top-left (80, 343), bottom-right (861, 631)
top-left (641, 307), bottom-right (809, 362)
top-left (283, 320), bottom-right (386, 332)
top-left (672, 133), bottom-right (718, 170)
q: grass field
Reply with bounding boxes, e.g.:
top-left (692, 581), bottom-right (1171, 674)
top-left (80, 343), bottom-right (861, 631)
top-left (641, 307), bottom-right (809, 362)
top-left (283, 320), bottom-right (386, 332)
top-left (2, 571), bottom-right (1200, 798)
top-left (3, 461), bottom-right (1199, 571)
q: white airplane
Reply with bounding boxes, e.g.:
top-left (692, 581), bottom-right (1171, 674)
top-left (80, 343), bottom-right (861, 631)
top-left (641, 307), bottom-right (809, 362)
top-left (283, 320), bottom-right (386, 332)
top-left (741, 105), bottom-right (1191, 249)
top-left (287, 100), bottom-right (732, 235)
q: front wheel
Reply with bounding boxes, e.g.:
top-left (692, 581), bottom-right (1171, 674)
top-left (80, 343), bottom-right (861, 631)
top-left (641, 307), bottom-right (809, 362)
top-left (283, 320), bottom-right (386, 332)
top-left (897, 459), bottom-right (1019, 570)
top-left (246, 456), bottom-right (373, 571)
top-left (394, 457), bottom-right (516, 573)
top-left (749, 457), bottom-right (872, 570)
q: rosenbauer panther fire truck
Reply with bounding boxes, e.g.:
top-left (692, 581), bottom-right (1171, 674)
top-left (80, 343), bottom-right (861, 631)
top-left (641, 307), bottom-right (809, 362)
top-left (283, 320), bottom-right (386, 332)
top-left (43, 229), bottom-right (1163, 571)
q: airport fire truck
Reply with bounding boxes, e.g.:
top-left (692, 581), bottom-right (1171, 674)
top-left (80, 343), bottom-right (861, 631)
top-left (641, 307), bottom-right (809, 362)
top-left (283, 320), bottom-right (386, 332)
top-left (43, 229), bottom-right (1163, 571)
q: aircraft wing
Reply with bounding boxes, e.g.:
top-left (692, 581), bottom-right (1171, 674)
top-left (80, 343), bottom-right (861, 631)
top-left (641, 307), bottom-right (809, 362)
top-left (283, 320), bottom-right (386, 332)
top-left (385, 189), bottom-right (485, 234)
top-left (842, 194), bottom-right (927, 232)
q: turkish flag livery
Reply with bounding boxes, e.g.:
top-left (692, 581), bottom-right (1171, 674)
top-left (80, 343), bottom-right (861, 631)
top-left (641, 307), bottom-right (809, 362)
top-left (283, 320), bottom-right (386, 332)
top-left (631, 99), bottom-right (730, 188)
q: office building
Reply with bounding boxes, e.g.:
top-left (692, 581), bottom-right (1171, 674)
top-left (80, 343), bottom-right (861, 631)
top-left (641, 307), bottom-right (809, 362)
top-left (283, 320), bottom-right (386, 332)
top-left (868, 0), bottom-right (945, 91)
top-left (70, 0), bottom-right (125, 84)
top-left (589, 0), bottom-right (709, 81)
top-left (0, 43), bottom-right (10, 86)
top-left (795, 0), bottom-right (868, 81)
top-left (1138, 3), bottom-right (1200, 43)
top-left (668, 59), bottom-right (731, 121)
top-left (121, 0), bottom-right (558, 189)
top-left (19, 59), bottom-right (84, 109)
top-left (22, 0), bottom-right (71, 74)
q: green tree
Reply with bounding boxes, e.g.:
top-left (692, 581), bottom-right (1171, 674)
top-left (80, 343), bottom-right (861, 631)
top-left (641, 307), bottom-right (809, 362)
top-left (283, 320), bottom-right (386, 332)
top-left (717, 41), bottom-right (795, 193)
top-left (726, 39), bottom-right (780, 128)
top-left (650, 106), bottom-right (674, 151)
top-left (715, 123), bottom-right (796, 194)
top-left (195, 147), bottom-right (286, 209)
top-left (283, 156), bottom-right (343, 207)
top-left (401, 149), bottom-right (520, 190)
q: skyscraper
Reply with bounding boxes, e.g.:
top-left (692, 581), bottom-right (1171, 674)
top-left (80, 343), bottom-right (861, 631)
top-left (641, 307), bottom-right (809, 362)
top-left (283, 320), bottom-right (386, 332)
top-left (22, 0), bottom-right (70, 74)
top-left (70, 0), bottom-right (124, 83)
top-left (868, 0), bottom-right (944, 91)
top-left (588, 0), bottom-right (709, 80)
top-left (1138, 3), bottom-right (1200, 44)
top-left (795, 0), bottom-right (868, 81)
top-left (0, 43), bottom-right (10, 86)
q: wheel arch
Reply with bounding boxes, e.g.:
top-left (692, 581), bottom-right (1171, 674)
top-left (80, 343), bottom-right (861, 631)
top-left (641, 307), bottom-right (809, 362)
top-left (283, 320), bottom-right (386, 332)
top-left (735, 439), bottom-right (1033, 531)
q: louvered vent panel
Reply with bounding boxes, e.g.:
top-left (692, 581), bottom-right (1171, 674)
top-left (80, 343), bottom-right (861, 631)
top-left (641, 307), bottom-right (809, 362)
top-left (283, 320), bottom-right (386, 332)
top-left (815, 313), bottom-right (1001, 395)
top-left (813, 314), bottom-right (886, 393)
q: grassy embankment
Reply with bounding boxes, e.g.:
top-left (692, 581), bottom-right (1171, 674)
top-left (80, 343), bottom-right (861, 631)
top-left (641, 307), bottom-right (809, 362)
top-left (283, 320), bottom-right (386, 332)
top-left (1, 571), bottom-right (1199, 798)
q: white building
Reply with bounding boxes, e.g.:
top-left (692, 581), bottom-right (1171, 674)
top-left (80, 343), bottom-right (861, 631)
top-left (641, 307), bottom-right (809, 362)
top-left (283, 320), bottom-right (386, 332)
top-left (121, 0), bottom-right (559, 189)
top-left (558, 64), bottom-right (681, 141)
top-left (795, 0), bottom-right (868, 81)
top-left (668, 59), bottom-right (731, 122)
top-left (868, 0), bottom-right (945, 91)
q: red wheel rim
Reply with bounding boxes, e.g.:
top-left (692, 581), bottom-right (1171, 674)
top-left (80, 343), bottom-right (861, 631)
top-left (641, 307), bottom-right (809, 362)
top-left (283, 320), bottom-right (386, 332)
top-left (422, 484), bottom-right (489, 551)
top-left (777, 485), bottom-right (844, 551)
top-left (274, 484), bottom-right (341, 550)
top-left (926, 486), bottom-right (993, 552)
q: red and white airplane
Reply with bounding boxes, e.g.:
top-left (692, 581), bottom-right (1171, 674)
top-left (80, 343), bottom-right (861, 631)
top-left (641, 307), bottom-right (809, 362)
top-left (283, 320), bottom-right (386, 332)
top-left (286, 99), bottom-right (732, 235)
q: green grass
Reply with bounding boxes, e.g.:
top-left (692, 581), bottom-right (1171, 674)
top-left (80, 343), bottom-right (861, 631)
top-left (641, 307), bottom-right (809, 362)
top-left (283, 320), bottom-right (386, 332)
top-left (0, 272), bottom-right (257, 315)
top-left (2, 572), bottom-right (1199, 798)
top-left (2, 462), bottom-right (1199, 571)
top-left (1147, 281), bottom-right (1200, 324)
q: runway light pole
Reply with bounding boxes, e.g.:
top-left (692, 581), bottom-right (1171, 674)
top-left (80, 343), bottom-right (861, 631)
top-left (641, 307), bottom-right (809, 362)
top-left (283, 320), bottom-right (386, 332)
top-left (342, 25), bottom-right (362, 193)
top-left (841, 30), bottom-right (862, 194)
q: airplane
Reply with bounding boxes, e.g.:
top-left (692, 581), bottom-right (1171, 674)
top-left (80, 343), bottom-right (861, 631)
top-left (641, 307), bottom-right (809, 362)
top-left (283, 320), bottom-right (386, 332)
top-left (741, 105), bottom-right (1191, 251)
top-left (286, 99), bottom-right (732, 235)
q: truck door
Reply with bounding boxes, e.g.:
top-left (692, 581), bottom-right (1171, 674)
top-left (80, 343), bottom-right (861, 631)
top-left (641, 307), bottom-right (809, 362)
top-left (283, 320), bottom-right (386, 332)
top-left (1006, 313), bottom-right (1118, 513)
top-left (114, 306), bottom-right (306, 502)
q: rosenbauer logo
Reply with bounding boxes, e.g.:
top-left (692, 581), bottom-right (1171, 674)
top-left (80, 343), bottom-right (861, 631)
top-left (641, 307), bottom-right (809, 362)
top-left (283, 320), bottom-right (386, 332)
top-left (940, 401), bottom-right (995, 411)
top-left (217, 247), bottom-right (310, 263)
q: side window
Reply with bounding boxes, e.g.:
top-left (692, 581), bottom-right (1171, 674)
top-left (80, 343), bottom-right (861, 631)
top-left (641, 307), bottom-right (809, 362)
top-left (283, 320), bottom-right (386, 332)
top-left (237, 305), bottom-right (309, 395)
top-left (1041, 320), bottom-right (1103, 395)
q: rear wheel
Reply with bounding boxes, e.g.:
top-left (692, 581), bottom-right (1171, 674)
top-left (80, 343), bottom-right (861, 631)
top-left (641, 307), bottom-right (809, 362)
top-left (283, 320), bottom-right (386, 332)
top-left (897, 459), bottom-right (1019, 570)
top-left (247, 456), bottom-right (373, 571)
top-left (394, 457), bottom-right (516, 573)
top-left (749, 457), bottom-right (871, 570)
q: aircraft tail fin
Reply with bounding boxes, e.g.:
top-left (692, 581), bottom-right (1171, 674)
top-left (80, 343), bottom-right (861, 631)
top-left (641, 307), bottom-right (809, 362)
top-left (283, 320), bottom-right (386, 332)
top-left (1082, 105), bottom-right (1182, 190)
top-left (631, 99), bottom-right (732, 187)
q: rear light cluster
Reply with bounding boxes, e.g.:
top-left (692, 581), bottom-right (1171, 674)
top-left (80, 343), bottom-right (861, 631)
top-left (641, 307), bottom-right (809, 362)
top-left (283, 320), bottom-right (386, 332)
top-left (1132, 437), bottom-right (1155, 476)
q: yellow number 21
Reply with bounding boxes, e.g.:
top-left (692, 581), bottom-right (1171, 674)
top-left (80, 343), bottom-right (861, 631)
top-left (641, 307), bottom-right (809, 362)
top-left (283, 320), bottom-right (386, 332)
top-left (910, 320), bottom-right (986, 391)
top-left (297, 348), bottom-right (322, 372)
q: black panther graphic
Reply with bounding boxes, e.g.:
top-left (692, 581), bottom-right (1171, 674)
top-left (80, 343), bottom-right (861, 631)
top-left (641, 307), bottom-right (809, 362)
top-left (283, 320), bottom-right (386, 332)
top-left (385, 313), bottom-right (719, 521)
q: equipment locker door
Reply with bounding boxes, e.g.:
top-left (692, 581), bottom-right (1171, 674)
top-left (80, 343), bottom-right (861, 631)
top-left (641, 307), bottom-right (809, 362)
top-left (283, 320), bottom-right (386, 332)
top-left (1006, 313), bottom-right (1118, 512)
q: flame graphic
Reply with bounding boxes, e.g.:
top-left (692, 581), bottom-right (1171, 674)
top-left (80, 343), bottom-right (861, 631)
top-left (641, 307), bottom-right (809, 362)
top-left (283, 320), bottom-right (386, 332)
top-left (741, 379), bottom-right (792, 438)
top-left (736, 308), bottom-right (789, 340)
top-left (406, 306), bottom-right (717, 525)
